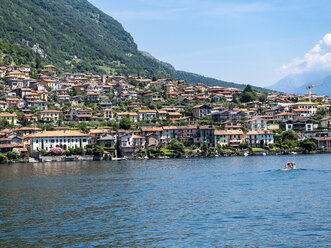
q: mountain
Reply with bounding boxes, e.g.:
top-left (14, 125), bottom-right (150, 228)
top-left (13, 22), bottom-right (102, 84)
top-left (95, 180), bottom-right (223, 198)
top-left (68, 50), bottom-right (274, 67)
top-left (173, 70), bottom-right (270, 92)
top-left (268, 71), bottom-right (331, 94)
top-left (294, 75), bottom-right (331, 97)
top-left (0, 0), bottom-right (173, 77)
top-left (0, 0), bottom-right (270, 91)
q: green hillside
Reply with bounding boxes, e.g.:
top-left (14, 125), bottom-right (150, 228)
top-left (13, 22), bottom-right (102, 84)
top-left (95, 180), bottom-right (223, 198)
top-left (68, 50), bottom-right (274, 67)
top-left (0, 0), bottom-right (271, 92)
top-left (0, 0), bottom-right (172, 77)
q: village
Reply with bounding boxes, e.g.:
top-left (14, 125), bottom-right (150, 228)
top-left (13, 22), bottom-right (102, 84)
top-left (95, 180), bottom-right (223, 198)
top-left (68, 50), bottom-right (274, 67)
top-left (0, 64), bottom-right (330, 163)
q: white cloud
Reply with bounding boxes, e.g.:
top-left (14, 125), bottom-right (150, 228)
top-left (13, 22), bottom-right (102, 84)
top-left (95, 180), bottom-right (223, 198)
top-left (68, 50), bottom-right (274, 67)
top-left (281, 33), bottom-right (331, 74)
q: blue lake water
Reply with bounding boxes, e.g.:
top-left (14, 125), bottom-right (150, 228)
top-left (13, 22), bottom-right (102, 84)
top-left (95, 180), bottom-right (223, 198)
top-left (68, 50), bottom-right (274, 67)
top-left (0, 154), bottom-right (330, 247)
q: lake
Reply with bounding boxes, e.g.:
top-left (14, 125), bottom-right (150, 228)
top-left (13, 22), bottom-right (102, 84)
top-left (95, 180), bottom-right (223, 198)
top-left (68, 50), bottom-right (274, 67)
top-left (0, 154), bottom-right (330, 247)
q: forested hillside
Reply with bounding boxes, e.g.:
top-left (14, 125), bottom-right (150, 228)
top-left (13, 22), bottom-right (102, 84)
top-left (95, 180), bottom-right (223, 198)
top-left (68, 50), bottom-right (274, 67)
top-left (0, 0), bottom-right (270, 91)
top-left (0, 0), bottom-right (172, 77)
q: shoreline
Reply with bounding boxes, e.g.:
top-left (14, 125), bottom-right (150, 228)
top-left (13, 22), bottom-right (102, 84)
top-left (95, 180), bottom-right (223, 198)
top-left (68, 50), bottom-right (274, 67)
top-left (4, 148), bottom-right (331, 165)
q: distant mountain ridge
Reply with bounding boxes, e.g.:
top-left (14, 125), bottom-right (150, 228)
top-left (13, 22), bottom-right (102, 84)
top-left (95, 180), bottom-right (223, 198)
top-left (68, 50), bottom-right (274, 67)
top-left (268, 70), bottom-right (331, 97)
top-left (0, 0), bottom-right (270, 91)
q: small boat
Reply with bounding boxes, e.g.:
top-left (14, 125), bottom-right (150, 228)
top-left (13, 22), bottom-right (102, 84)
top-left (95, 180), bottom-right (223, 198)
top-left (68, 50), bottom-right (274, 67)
top-left (284, 162), bottom-right (296, 170)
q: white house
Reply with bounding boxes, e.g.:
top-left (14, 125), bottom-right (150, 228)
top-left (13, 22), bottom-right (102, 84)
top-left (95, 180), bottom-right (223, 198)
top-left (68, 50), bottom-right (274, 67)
top-left (29, 130), bottom-right (90, 151)
top-left (246, 130), bottom-right (274, 148)
top-left (245, 117), bottom-right (268, 131)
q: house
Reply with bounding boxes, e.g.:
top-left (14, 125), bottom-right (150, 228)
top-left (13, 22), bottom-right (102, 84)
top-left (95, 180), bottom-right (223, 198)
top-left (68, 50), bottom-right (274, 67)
top-left (15, 127), bottom-right (42, 137)
top-left (220, 121), bottom-right (241, 131)
top-left (11, 88), bottom-right (32, 98)
top-left (320, 116), bottom-right (331, 129)
top-left (138, 110), bottom-right (157, 121)
top-left (6, 98), bottom-right (21, 108)
top-left (116, 112), bottom-right (139, 122)
top-left (118, 131), bottom-right (135, 158)
top-left (211, 109), bottom-right (249, 123)
top-left (70, 108), bottom-right (93, 121)
top-left (161, 126), bottom-right (178, 145)
top-left (143, 92), bottom-right (163, 102)
top-left (167, 112), bottom-right (182, 121)
top-left (98, 133), bottom-right (117, 148)
top-left (214, 130), bottom-right (229, 147)
top-left (312, 137), bottom-right (331, 149)
top-left (281, 120), bottom-right (314, 131)
top-left (38, 110), bottom-right (62, 122)
top-left (29, 100), bottom-right (47, 110)
top-left (86, 91), bottom-right (100, 103)
top-left (55, 95), bottom-right (70, 103)
top-left (177, 125), bottom-right (198, 144)
top-left (192, 105), bottom-right (212, 120)
top-left (121, 91), bottom-right (137, 101)
top-left (227, 130), bottom-right (245, 148)
top-left (22, 114), bottom-right (38, 125)
top-left (292, 109), bottom-right (311, 117)
top-left (275, 112), bottom-right (297, 121)
top-left (245, 117), bottom-right (267, 131)
top-left (29, 130), bottom-right (90, 152)
top-left (133, 135), bottom-right (146, 149)
top-left (157, 110), bottom-right (167, 120)
top-left (291, 102), bottom-right (318, 115)
top-left (0, 101), bottom-right (7, 111)
top-left (0, 113), bottom-right (17, 125)
top-left (101, 109), bottom-right (114, 120)
top-left (199, 125), bottom-right (215, 147)
top-left (246, 130), bottom-right (274, 148)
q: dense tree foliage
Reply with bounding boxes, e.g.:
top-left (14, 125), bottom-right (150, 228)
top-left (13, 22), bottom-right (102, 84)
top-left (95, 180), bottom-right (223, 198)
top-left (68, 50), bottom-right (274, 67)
top-left (0, 0), bottom-right (173, 77)
top-left (240, 84), bottom-right (257, 102)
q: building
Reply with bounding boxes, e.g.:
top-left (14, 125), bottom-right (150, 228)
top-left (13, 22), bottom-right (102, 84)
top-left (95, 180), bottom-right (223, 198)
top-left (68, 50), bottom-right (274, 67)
top-left (0, 113), bottom-right (17, 125)
top-left (29, 130), bottom-right (90, 151)
top-left (291, 102), bottom-right (318, 115)
top-left (214, 130), bottom-right (229, 147)
top-left (320, 116), bottom-right (331, 129)
top-left (192, 104), bottom-right (212, 120)
top-left (199, 125), bottom-right (215, 147)
top-left (116, 112), bottom-right (139, 122)
top-left (245, 117), bottom-right (267, 131)
top-left (38, 110), bottom-right (62, 122)
top-left (275, 112), bottom-right (297, 122)
top-left (281, 120), bottom-right (314, 131)
top-left (138, 110), bottom-right (157, 121)
top-left (246, 130), bottom-right (274, 148)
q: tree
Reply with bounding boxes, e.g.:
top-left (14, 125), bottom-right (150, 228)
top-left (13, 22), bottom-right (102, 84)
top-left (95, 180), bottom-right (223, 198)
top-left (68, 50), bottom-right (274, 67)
top-left (93, 145), bottom-right (104, 156)
top-left (170, 139), bottom-right (185, 156)
top-left (49, 147), bottom-right (64, 156)
top-left (12, 148), bottom-right (21, 159)
top-left (119, 117), bottom-right (132, 130)
top-left (0, 155), bottom-right (8, 164)
top-left (38, 149), bottom-right (48, 156)
top-left (299, 139), bottom-right (317, 152)
top-left (201, 142), bottom-right (209, 153)
top-left (73, 147), bottom-right (84, 155)
top-left (240, 84), bottom-right (257, 103)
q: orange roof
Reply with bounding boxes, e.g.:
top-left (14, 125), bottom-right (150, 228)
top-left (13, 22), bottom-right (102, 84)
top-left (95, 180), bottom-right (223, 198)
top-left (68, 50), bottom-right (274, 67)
top-left (0, 113), bottom-right (17, 117)
top-left (28, 130), bottom-right (90, 138)
top-left (275, 112), bottom-right (296, 116)
top-left (141, 127), bottom-right (163, 132)
top-left (39, 110), bottom-right (62, 113)
top-left (138, 110), bottom-right (157, 113)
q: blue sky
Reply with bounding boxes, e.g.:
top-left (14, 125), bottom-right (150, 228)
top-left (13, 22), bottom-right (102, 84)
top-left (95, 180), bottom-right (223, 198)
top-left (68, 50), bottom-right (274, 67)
top-left (88, 0), bottom-right (331, 87)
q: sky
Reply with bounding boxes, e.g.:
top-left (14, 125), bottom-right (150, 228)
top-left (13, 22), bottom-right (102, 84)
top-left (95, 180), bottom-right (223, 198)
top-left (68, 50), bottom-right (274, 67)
top-left (88, 0), bottom-right (331, 87)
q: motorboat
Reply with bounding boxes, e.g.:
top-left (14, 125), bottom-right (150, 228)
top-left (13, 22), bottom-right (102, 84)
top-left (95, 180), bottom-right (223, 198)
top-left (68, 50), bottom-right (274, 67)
top-left (284, 162), bottom-right (296, 170)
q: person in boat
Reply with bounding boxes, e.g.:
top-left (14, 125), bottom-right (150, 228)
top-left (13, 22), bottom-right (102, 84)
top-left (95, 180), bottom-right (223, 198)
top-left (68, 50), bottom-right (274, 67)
top-left (285, 162), bottom-right (296, 169)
